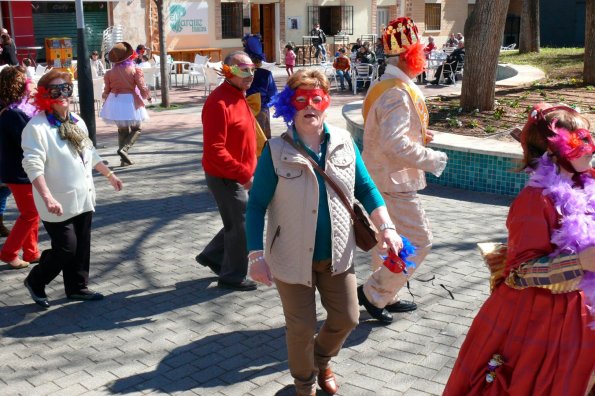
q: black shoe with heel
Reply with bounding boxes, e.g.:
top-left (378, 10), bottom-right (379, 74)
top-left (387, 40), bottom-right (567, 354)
top-left (357, 285), bottom-right (392, 323)
top-left (24, 277), bottom-right (50, 308)
top-left (217, 279), bottom-right (257, 291)
top-left (67, 289), bottom-right (104, 301)
top-left (385, 300), bottom-right (417, 313)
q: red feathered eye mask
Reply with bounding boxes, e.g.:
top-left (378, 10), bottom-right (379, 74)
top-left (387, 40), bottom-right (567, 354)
top-left (291, 88), bottom-right (330, 112)
top-left (32, 86), bottom-right (62, 112)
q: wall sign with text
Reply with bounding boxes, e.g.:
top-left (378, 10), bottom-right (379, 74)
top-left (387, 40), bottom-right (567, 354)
top-left (169, 1), bottom-right (208, 35)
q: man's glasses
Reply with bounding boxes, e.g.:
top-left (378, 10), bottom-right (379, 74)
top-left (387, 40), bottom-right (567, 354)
top-left (47, 83), bottom-right (74, 99)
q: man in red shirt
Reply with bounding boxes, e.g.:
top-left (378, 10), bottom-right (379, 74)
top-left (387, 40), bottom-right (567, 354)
top-left (333, 47), bottom-right (352, 91)
top-left (197, 51), bottom-right (258, 291)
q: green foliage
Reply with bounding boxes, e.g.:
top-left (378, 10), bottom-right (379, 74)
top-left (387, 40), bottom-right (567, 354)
top-left (446, 117), bottom-right (463, 128)
top-left (466, 119), bottom-right (479, 129)
top-left (499, 47), bottom-right (584, 80)
top-left (484, 125), bottom-right (497, 134)
top-left (493, 107), bottom-right (506, 120)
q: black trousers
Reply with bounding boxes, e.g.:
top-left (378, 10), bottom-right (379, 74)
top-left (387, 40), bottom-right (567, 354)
top-left (28, 211), bottom-right (93, 295)
top-left (200, 173), bottom-right (248, 284)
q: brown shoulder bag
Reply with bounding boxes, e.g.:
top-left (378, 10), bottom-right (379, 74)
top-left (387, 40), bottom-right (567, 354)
top-left (281, 133), bottom-right (378, 251)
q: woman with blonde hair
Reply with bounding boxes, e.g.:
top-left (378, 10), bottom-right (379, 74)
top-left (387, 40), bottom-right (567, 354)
top-left (246, 69), bottom-right (403, 395)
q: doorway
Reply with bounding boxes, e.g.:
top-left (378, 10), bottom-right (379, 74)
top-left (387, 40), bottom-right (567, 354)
top-left (377, 7), bottom-right (389, 36)
top-left (250, 3), bottom-right (276, 62)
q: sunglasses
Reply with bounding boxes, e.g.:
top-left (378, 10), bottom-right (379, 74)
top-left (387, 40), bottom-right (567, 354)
top-left (47, 83), bottom-right (74, 99)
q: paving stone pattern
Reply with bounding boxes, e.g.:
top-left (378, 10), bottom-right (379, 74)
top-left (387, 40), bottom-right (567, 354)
top-left (0, 72), bottom-right (513, 395)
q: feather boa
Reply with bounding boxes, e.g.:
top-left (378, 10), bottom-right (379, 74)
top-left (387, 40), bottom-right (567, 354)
top-left (527, 154), bottom-right (595, 326)
top-left (268, 85), bottom-right (296, 125)
top-left (8, 97), bottom-right (38, 118)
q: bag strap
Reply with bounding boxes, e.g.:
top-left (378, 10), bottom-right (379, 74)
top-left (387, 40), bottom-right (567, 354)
top-left (281, 133), bottom-right (358, 222)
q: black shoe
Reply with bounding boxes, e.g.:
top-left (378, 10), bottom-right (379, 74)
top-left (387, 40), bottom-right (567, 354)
top-left (195, 253), bottom-right (221, 275)
top-left (385, 300), bottom-right (417, 313)
top-left (446, 78), bottom-right (454, 85)
top-left (24, 277), bottom-right (50, 308)
top-left (217, 279), bottom-right (257, 291)
top-left (357, 285), bottom-right (393, 323)
top-left (67, 289), bottom-right (104, 301)
top-left (430, 79), bottom-right (439, 85)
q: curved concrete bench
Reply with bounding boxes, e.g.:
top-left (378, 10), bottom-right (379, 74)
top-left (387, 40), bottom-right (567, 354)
top-left (343, 100), bottom-right (528, 196)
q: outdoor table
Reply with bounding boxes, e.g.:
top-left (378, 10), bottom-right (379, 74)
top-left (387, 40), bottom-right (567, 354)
top-left (155, 48), bottom-right (222, 63)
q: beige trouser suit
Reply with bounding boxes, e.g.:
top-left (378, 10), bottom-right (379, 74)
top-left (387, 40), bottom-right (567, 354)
top-left (361, 64), bottom-right (447, 308)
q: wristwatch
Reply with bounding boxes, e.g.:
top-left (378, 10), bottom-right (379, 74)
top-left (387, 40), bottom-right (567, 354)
top-left (379, 223), bottom-right (396, 232)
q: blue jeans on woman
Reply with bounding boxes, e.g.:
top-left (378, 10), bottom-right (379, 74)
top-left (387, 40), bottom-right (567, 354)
top-left (336, 70), bottom-right (352, 91)
top-left (0, 185), bottom-right (12, 215)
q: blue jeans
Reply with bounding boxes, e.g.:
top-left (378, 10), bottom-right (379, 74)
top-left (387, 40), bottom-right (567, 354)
top-left (313, 44), bottom-right (326, 62)
top-left (336, 70), bottom-right (352, 90)
top-left (0, 185), bottom-right (11, 215)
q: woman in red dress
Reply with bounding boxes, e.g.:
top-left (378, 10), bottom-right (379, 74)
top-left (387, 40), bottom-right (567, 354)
top-left (444, 104), bottom-right (595, 395)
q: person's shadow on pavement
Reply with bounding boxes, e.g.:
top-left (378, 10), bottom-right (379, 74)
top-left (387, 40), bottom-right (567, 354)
top-left (0, 277), bottom-right (223, 336)
top-left (107, 320), bottom-right (375, 394)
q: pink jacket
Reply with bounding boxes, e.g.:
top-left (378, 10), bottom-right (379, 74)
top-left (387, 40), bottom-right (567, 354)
top-left (102, 66), bottom-right (150, 109)
top-left (285, 50), bottom-right (296, 66)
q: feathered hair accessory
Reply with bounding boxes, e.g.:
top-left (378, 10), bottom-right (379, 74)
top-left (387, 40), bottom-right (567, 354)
top-left (547, 119), bottom-right (594, 160)
top-left (31, 86), bottom-right (61, 112)
top-left (268, 85), bottom-right (296, 125)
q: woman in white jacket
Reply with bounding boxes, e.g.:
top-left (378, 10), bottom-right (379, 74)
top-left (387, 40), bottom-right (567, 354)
top-left (21, 69), bottom-right (123, 308)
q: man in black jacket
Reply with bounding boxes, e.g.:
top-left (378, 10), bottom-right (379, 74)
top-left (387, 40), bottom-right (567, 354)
top-left (430, 40), bottom-right (465, 85)
top-left (310, 23), bottom-right (327, 62)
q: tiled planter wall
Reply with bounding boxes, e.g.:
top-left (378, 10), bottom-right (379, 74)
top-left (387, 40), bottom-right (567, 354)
top-left (343, 101), bottom-right (527, 197)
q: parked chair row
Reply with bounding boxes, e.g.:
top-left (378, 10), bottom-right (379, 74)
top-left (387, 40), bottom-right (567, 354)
top-left (500, 43), bottom-right (517, 52)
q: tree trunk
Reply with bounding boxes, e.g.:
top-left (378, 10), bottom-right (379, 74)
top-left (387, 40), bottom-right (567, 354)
top-left (519, 0), bottom-right (540, 53)
top-left (461, 0), bottom-right (511, 112)
top-left (156, 0), bottom-right (170, 108)
top-left (585, 0), bottom-right (595, 84)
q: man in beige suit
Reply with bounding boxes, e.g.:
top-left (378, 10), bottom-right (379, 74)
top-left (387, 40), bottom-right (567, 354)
top-left (358, 17), bottom-right (448, 323)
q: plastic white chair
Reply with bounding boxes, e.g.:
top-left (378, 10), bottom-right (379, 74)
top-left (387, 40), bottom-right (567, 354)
top-left (142, 67), bottom-right (159, 98)
top-left (91, 78), bottom-right (104, 112)
top-left (443, 58), bottom-right (464, 85)
top-left (193, 54), bottom-right (210, 66)
top-left (320, 61), bottom-right (338, 90)
top-left (426, 50), bottom-right (447, 80)
top-left (187, 64), bottom-right (206, 91)
top-left (204, 63), bottom-right (224, 94)
top-left (352, 63), bottom-right (375, 94)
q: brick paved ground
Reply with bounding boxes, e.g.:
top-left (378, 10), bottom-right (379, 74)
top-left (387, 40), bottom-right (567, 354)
top-left (0, 67), bottom-right (512, 395)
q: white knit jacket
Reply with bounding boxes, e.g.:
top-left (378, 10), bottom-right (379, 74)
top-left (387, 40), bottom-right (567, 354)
top-left (21, 112), bottom-right (103, 222)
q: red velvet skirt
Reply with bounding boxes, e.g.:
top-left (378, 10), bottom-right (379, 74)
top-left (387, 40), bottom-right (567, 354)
top-left (444, 284), bottom-right (595, 396)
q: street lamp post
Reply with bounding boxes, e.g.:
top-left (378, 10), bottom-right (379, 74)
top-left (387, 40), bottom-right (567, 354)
top-left (75, 0), bottom-right (97, 145)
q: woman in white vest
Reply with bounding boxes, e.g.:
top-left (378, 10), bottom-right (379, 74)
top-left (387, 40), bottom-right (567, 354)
top-left (245, 70), bottom-right (402, 396)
